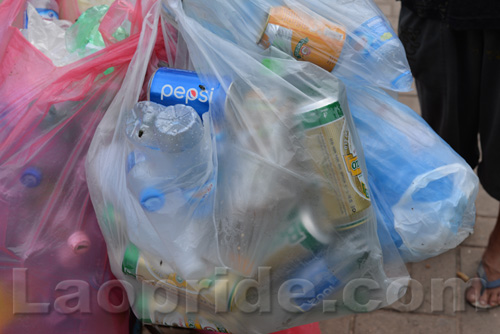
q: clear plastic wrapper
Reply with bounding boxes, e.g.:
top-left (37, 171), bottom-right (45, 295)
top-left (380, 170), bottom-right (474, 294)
top-left (22, 3), bottom-right (76, 66)
top-left (344, 82), bottom-right (479, 262)
top-left (86, 1), bottom-right (409, 332)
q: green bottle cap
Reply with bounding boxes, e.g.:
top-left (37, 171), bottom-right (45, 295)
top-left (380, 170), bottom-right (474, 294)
top-left (122, 243), bottom-right (140, 277)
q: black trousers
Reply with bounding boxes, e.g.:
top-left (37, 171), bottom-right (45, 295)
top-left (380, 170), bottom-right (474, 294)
top-left (398, 5), bottom-right (500, 201)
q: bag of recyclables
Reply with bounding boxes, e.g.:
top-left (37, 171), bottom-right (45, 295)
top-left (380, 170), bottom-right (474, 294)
top-left (86, 0), bottom-right (409, 332)
top-left (0, 0), bottom-right (168, 332)
top-left (344, 82), bottom-right (479, 263)
top-left (166, 0), bottom-right (478, 264)
top-left (175, 0), bottom-right (478, 263)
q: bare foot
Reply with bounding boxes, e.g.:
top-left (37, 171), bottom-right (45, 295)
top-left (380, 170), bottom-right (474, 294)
top-left (466, 257), bottom-right (500, 308)
top-left (466, 207), bottom-right (500, 308)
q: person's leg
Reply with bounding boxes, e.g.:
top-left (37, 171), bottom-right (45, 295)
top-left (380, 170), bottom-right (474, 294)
top-left (477, 29), bottom-right (500, 203)
top-left (466, 29), bottom-right (500, 307)
top-left (398, 5), bottom-right (482, 168)
top-left (398, 6), bottom-right (500, 307)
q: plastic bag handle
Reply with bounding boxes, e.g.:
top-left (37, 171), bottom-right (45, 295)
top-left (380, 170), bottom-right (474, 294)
top-left (394, 163), bottom-right (470, 207)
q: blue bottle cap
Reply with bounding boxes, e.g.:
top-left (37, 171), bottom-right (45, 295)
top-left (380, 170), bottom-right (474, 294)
top-left (140, 188), bottom-right (165, 212)
top-left (20, 167), bottom-right (42, 188)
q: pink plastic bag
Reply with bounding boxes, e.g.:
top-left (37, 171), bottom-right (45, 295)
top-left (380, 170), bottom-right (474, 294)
top-left (0, 0), bottom-right (168, 333)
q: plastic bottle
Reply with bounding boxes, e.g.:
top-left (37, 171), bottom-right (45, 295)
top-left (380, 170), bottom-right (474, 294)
top-left (124, 102), bottom-right (212, 213)
top-left (57, 231), bottom-right (92, 268)
top-left (327, 0), bottom-right (413, 91)
top-left (26, 0), bottom-right (60, 21)
top-left (23, 0), bottom-right (65, 31)
top-left (252, 0), bottom-right (412, 91)
top-left (123, 101), bottom-right (216, 279)
top-left (65, 5), bottom-right (109, 54)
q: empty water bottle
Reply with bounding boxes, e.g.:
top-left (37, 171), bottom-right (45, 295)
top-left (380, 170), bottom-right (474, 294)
top-left (123, 101), bottom-right (216, 279)
top-left (326, 0), bottom-right (412, 90)
top-left (124, 101), bottom-right (214, 214)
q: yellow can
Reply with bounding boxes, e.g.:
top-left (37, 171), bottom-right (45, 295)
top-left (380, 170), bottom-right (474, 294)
top-left (138, 289), bottom-right (231, 332)
top-left (122, 244), bottom-right (243, 313)
top-left (258, 6), bottom-right (346, 72)
top-left (299, 98), bottom-right (371, 230)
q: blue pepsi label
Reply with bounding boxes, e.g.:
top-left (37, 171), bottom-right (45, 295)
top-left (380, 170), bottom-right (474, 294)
top-left (350, 16), bottom-right (396, 57)
top-left (148, 68), bottom-right (224, 117)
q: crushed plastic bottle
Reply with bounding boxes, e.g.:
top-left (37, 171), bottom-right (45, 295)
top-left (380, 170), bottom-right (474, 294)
top-left (123, 101), bottom-right (215, 279)
top-left (65, 5), bottom-right (110, 55)
top-left (65, 4), bottom-right (130, 58)
top-left (124, 102), bottom-right (211, 205)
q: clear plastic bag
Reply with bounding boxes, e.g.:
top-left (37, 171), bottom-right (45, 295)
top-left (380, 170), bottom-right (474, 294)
top-left (174, 0), bottom-right (413, 92)
top-left (345, 83), bottom-right (479, 262)
top-left (86, 1), bottom-right (409, 332)
top-left (0, 0), bottom-right (166, 332)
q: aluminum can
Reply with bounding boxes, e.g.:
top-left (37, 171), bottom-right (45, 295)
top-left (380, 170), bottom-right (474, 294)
top-left (299, 98), bottom-right (371, 230)
top-left (136, 290), bottom-right (231, 332)
top-left (122, 243), bottom-right (242, 312)
top-left (258, 6), bottom-right (346, 72)
top-left (148, 68), bottom-right (226, 117)
top-left (261, 206), bottom-right (330, 282)
top-left (266, 206), bottom-right (330, 260)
